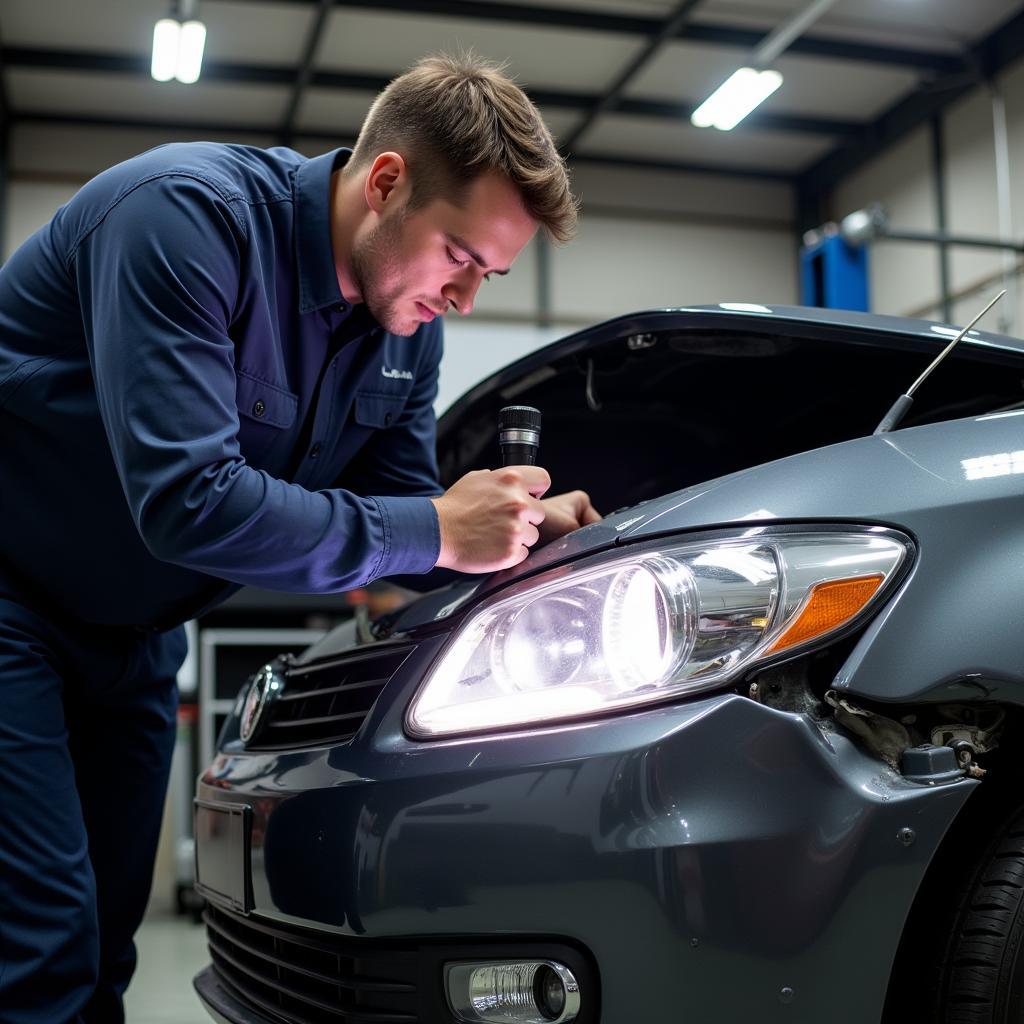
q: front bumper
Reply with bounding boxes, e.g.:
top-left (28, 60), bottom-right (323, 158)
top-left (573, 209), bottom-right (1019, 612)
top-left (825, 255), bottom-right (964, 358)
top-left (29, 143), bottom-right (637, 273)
top-left (195, 967), bottom-right (261, 1024)
top-left (195, 646), bottom-right (974, 1024)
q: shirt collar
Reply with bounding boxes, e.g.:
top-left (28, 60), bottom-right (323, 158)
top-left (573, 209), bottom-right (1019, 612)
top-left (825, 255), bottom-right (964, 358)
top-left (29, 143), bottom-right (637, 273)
top-left (294, 147), bottom-right (351, 315)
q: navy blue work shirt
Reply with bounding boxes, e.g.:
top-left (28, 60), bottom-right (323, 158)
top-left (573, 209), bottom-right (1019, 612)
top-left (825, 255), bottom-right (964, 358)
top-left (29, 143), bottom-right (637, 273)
top-left (0, 143), bottom-right (443, 628)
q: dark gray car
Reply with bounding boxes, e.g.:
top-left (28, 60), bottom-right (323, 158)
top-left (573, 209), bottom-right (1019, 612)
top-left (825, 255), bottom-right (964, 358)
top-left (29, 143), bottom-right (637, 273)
top-left (193, 304), bottom-right (1024, 1024)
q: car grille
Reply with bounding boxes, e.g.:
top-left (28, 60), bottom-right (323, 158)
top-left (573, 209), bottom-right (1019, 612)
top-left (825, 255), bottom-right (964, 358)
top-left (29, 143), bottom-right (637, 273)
top-left (247, 643), bottom-right (415, 751)
top-left (204, 905), bottom-right (420, 1023)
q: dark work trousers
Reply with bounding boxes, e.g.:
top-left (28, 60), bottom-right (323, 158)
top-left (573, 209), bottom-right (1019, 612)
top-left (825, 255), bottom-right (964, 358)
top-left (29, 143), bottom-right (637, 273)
top-left (0, 567), bottom-right (187, 1024)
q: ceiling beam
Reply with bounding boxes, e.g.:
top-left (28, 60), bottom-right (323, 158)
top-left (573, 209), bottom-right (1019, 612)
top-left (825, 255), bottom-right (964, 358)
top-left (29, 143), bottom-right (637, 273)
top-left (210, 0), bottom-right (968, 74)
top-left (280, 0), bottom-right (332, 146)
top-left (560, 0), bottom-right (704, 154)
top-left (797, 5), bottom-right (1024, 226)
top-left (570, 150), bottom-right (793, 182)
top-left (12, 110), bottom-right (298, 139)
top-left (10, 111), bottom-right (795, 183)
top-left (1, 47), bottom-right (862, 138)
top-left (612, 95), bottom-right (861, 137)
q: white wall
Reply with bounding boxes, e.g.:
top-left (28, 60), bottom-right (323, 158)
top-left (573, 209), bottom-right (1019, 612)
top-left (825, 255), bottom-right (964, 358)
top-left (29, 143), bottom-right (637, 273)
top-left (829, 57), bottom-right (1024, 335)
top-left (438, 321), bottom-right (563, 414)
top-left (4, 180), bottom-right (79, 258)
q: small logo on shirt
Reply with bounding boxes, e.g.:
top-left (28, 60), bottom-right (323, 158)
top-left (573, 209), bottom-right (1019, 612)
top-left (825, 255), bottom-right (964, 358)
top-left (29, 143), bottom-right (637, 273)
top-left (382, 366), bottom-right (414, 380)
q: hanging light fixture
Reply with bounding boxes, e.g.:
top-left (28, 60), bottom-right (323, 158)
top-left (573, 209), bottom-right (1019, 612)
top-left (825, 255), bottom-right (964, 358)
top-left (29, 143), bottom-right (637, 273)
top-left (691, 68), bottom-right (783, 131)
top-left (691, 0), bottom-right (839, 131)
top-left (151, 0), bottom-right (207, 84)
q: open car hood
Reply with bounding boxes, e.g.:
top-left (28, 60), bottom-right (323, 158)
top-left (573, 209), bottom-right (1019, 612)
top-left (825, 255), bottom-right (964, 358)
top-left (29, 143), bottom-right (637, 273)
top-left (436, 303), bottom-right (1024, 502)
top-left (317, 304), bottom-right (1024, 648)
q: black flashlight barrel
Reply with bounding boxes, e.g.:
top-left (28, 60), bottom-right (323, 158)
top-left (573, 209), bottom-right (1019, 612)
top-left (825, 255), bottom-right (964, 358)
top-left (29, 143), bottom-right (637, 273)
top-left (498, 405), bottom-right (541, 467)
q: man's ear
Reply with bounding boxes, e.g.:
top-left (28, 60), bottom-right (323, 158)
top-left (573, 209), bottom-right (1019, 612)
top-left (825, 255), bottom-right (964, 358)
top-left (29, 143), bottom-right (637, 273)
top-left (364, 152), bottom-right (408, 214)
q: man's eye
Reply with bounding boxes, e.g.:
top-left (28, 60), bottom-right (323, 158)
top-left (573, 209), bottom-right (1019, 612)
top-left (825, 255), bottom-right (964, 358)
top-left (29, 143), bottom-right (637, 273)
top-left (446, 248), bottom-right (468, 267)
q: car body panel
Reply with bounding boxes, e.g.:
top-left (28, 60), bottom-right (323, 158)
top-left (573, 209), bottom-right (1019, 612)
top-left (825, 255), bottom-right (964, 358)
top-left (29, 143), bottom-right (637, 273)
top-left (199, 685), bottom-right (975, 1023)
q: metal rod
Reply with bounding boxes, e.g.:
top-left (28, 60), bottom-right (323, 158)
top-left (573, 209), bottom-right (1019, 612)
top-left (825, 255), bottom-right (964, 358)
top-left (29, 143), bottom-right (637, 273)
top-left (880, 228), bottom-right (1024, 254)
top-left (907, 289), bottom-right (1006, 397)
top-left (929, 116), bottom-right (952, 322)
top-left (752, 0), bottom-right (841, 68)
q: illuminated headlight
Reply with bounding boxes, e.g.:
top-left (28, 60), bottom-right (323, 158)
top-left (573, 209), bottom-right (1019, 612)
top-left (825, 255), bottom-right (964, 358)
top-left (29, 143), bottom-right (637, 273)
top-left (407, 529), bottom-right (909, 738)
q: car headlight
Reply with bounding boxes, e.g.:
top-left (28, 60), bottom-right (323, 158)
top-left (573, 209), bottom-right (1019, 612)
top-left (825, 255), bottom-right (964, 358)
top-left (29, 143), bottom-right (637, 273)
top-left (406, 528), bottom-right (910, 738)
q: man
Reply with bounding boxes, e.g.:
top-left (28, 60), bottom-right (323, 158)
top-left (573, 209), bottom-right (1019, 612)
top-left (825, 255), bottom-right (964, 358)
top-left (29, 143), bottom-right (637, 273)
top-left (0, 53), bottom-right (598, 1023)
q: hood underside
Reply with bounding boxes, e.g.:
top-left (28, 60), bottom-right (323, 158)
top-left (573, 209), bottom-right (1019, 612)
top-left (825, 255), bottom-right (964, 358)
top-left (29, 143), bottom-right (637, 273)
top-left (437, 306), bottom-right (1024, 518)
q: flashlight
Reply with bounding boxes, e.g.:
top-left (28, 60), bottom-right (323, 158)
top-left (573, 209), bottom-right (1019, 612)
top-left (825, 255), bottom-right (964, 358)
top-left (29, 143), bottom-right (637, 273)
top-left (498, 405), bottom-right (541, 467)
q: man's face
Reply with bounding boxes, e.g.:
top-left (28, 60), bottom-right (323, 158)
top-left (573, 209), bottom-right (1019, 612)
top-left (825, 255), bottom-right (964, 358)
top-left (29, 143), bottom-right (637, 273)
top-left (351, 170), bottom-right (538, 336)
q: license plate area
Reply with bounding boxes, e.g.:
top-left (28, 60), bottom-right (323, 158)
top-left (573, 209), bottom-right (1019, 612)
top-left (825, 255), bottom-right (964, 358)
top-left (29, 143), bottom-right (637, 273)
top-left (194, 800), bottom-right (253, 914)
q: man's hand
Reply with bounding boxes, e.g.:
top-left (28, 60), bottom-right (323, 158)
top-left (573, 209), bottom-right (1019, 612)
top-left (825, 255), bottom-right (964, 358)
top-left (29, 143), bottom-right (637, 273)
top-left (431, 466), bottom-right (550, 573)
top-left (537, 489), bottom-right (602, 545)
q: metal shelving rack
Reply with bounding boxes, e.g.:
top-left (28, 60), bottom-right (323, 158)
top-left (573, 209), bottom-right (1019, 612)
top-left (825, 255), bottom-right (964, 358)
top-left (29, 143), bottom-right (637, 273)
top-left (197, 627), bottom-right (327, 767)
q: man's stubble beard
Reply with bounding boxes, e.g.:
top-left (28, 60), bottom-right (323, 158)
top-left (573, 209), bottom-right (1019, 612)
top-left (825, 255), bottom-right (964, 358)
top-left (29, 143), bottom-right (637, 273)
top-left (350, 211), bottom-right (418, 337)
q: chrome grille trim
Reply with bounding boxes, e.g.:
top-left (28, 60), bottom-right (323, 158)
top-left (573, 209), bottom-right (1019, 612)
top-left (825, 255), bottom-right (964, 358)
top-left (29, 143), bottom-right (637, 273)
top-left (244, 642), bottom-right (414, 751)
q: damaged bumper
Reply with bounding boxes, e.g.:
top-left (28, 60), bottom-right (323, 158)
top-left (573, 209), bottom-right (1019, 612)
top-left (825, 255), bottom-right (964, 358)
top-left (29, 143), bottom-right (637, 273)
top-left (195, 683), bottom-right (974, 1023)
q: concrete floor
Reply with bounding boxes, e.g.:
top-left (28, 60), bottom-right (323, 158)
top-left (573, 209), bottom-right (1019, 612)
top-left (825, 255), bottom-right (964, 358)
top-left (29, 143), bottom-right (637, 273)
top-left (125, 910), bottom-right (211, 1024)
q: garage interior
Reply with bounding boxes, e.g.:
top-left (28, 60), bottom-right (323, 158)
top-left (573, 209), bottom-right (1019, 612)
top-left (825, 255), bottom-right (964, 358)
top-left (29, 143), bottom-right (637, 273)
top-left (3, 0), bottom-right (1024, 1022)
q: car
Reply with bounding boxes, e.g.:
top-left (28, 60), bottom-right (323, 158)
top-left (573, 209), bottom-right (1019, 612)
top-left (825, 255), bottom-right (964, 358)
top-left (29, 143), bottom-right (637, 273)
top-left (192, 302), bottom-right (1024, 1024)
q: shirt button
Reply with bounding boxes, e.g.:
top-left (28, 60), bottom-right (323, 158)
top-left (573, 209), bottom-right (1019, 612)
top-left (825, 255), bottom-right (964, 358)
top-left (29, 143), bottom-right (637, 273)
top-left (335, 303), bottom-right (347, 313)
top-left (309, 442), bottom-right (322, 459)
top-left (383, 411), bottom-right (393, 426)
top-left (253, 399), bottom-right (266, 418)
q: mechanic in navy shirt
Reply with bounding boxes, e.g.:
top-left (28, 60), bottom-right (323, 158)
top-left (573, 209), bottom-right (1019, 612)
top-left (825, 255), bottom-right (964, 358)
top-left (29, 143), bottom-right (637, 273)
top-left (0, 54), bottom-right (596, 1023)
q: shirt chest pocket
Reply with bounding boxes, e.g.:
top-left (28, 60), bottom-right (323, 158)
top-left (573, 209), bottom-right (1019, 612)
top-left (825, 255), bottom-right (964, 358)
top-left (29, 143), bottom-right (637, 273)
top-left (352, 390), bottom-right (409, 430)
top-left (235, 369), bottom-right (298, 468)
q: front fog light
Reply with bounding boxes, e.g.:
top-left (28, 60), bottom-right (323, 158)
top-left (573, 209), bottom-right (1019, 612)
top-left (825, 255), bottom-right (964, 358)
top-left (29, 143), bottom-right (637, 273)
top-left (446, 960), bottom-right (581, 1023)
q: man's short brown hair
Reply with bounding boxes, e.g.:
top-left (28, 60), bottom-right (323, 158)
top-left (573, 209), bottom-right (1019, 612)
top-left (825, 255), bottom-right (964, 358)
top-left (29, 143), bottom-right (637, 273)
top-left (350, 53), bottom-right (578, 242)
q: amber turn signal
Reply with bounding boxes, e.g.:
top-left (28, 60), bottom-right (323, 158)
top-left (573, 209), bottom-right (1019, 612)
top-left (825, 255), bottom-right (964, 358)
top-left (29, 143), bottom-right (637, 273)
top-left (766, 574), bottom-right (885, 655)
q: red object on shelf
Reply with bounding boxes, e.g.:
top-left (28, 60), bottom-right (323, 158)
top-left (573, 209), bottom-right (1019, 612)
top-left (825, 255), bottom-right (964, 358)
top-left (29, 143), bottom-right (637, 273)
top-left (178, 703), bottom-right (199, 724)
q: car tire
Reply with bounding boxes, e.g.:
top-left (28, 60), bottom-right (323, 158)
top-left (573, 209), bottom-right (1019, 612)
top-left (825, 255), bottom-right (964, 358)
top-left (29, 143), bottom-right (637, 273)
top-left (936, 804), bottom-right (1024, 1023)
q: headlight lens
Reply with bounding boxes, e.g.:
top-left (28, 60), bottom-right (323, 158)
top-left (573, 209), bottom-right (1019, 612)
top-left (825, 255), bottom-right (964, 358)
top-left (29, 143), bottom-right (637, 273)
top-left (407, 529), bottom-right (909, 738)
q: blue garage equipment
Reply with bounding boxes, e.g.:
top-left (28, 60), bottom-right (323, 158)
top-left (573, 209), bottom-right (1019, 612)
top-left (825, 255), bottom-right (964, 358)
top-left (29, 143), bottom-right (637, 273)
top-left (799, 232), bottom-right (870, 311)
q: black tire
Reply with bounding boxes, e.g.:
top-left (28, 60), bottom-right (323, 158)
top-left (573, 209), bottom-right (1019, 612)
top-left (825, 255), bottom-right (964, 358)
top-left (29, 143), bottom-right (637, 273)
top-left (938, 806), bottom-right (1024, 1023)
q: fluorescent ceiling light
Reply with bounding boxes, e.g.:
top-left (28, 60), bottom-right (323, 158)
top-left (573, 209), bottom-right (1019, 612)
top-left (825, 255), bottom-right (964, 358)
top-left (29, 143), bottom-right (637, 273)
top-left (151, 13), bottom-right (207, 83)
top-left (175, 20), bottom-right (207, 84)
top-left (151, 18), bottom-right (180, 82)
top-left (691, 67), bottom-right (783, 131)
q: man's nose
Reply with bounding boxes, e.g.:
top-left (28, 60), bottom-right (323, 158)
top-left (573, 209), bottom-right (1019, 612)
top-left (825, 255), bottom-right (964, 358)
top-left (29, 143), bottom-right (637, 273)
top-left (443, 275), bottom-right (479, 316)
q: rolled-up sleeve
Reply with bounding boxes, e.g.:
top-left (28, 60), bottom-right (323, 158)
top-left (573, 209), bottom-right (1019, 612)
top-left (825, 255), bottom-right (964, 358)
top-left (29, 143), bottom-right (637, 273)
top-left (71, 174), bottom-right (438, 591)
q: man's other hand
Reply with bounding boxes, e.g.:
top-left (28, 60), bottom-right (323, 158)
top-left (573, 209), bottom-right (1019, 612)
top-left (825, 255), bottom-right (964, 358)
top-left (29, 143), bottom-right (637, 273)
top-left (537, 490), bottom-right (602, 545)
top-left (431, 466), bottom-right (550, 573)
